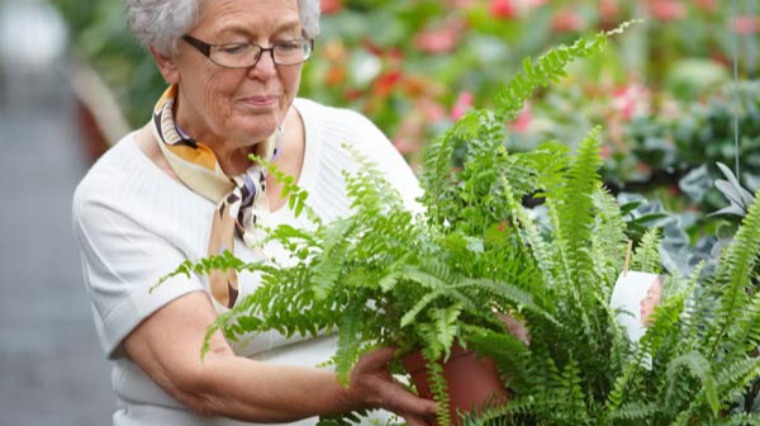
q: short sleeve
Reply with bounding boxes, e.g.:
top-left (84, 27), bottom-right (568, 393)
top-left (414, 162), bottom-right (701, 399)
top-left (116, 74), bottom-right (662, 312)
top-left (73, 184), bottom-right (204, 359)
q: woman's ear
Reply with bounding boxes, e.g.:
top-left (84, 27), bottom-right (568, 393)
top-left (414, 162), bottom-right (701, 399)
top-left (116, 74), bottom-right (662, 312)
top-left (149, 47), bottom-right (180, 84)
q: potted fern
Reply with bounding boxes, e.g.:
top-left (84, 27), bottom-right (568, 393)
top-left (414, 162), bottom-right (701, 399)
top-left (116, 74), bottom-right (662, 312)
top-left (161, 26), bottom-right (635, 426)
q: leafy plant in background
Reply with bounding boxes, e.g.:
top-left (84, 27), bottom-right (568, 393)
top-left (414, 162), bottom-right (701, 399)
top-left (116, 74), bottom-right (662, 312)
top-left (52, 0), bottom-right (759, 261)
top-left (52, 0), bottom-right (753, 155)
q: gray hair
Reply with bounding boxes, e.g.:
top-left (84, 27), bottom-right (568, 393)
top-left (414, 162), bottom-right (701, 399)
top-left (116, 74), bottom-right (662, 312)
top-left (126, 0), bottom-right (321, 55)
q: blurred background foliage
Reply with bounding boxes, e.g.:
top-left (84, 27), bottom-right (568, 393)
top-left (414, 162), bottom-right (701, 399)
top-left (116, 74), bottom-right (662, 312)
top-left (53, 0), bottom-right (759, 272)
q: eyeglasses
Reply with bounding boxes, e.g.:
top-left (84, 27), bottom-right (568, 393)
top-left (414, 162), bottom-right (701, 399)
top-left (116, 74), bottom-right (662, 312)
top-left (181, 35), bottom-right (314, 69)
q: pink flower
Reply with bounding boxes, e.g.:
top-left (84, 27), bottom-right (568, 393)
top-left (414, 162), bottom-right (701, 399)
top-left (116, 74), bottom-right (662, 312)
top-left (446, 0), bottom-right (478, 8)
top-left (451, 91), bottom-right (474, 120)
top-left (551, 9), bottom-right (585, 33)
top-left (417, 97), bottom-right (447, 123)
top-left (511, 104), bottom-right (532, 134)
top-left (732, 16), bottom-right (760, 34)
top-left (600, 145), bottom-right (612, 159)
top-left (612, 83), bottom-right (651, 121)
top-left (490, 0), bottom-right (517, 19)
top-left (414, 18), bottom-right (466, 54)
top-left (393, 137), bottom-right (422, 155)
top-left (647, 0), bottom-right (686, 22)
top-left (599, 0), bottom-right (620, 21)
top-left (521, 0), bottom-right (548, 9)
top-left (320, 0), bottom-right (343, 15)
top-left (695, 0), bottom-right (716, 12)
top-left (393, 116), bottom-right (424, 155)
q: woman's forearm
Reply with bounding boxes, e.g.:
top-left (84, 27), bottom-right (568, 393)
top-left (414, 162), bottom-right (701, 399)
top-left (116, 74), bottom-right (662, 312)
top-left (190, 354), bottom-right (360, 422)
top-left (125, 292), bottom-right (435, 422)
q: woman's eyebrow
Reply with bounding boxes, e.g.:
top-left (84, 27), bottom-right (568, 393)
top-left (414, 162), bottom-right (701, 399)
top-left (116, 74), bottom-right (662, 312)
top-left (216, 20), bottom-right (302, 39)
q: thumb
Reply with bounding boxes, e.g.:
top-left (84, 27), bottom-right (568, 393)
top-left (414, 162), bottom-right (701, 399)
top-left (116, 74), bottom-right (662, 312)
top-left (357, 346), bottom-right (397, 368)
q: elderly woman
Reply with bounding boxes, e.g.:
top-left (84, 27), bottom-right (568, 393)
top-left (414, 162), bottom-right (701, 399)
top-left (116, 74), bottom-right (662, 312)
top-left (72, 0), bottom-right (437, 425)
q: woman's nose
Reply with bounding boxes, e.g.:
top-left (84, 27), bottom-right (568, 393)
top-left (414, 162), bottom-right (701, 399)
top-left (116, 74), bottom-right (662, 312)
top-left (248, 50), bottom-right (277, 79)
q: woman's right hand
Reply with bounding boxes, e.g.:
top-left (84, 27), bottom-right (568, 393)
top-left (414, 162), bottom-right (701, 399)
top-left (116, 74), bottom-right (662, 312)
top-left (347, 347), bottom-right (438, 426)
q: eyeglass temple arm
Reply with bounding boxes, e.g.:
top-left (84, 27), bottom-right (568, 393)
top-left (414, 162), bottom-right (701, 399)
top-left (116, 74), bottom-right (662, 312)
top-left (181, 35), bottom-right (212, 57)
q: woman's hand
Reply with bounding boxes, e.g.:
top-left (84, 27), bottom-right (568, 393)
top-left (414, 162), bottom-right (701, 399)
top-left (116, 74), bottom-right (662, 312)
top-left (496, 312), bottom-right (531, 345)
top-left (347, 347), bottom-right (438, 426)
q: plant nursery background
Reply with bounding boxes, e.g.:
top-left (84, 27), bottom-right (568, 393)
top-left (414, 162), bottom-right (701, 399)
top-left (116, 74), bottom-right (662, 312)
top-left (0, 0), bottom-right (757, 425)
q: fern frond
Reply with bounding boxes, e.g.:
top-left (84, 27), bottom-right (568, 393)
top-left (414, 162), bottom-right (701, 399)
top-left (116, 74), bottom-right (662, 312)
top-left (557, 355), bottom-right (590, 423)
top-left (253, 154), bottom-right (318, 223)
top-left (418, 305), bottom-right (463, 361)
top-left (715, 357), bottom-right (760, 399)
top-left (591, 185), bottom-right (629, 290)
top-left (665, 351), bottom-right (720, 417)
top-left (423, 346), bottom-right (452, 426)
top-left (494, 30), bottom-right (611, 120)
top-left (718, 412), bottom-right (760, 425)
top-left (709, 190), bottom-right (760, 357)
top-left (502, 176), bottom-right (556, 306)
top-left (468, 329), bottom-right (532, 392)
top-left (632, 228), bottom-right (662, 274)
top-left (310, 219), bottom-right (355, 300)
top-left (334, 305), bottom-right (364, 386)
top-left (606, 402), bottom-right (659, 422)
top-left (553, 126), bottom-right (603, 288)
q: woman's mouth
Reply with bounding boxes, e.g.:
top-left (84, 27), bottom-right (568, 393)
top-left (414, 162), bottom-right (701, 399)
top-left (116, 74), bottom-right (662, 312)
top-left (241, 95), bottom-right (279, 107)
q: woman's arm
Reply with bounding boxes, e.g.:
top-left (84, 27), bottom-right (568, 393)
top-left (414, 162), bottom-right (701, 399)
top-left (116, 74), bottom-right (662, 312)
top-left (123, 291), bottom-right (437, 424)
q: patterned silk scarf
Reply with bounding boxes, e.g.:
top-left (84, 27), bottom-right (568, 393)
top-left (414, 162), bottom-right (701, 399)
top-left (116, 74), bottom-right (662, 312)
top-left (150, 85), bottom-right (281, 308)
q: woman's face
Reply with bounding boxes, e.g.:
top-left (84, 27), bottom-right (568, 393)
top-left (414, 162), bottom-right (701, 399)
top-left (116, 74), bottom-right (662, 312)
top-left (168, 0), bottom-right (304, 148)
top-left (639, 278), bottom-right (663, 326)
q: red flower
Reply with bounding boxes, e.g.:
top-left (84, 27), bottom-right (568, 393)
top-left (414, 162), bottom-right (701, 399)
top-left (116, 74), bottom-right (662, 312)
top-left (362, 38), bottom-right (384, 56)
top-left (320, 0), bottom-right (343, 15)
top-left (325, 66), bottom-right (346, 86)
top-left (490, 0), bottom-right (517, 19)
top-left (343, 88), bottom-right (362, 102)
top-left (372, 70), bottom-right (403, 98)
top-left (635, 161), bottom-right (651, 174)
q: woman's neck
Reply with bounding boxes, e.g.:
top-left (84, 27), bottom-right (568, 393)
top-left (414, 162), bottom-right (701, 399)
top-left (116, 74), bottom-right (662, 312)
top-left (173, 94), bottom-right (262, 176)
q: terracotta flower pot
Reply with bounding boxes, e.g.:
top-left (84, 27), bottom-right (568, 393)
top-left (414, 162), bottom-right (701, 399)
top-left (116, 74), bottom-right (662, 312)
top-left (402, 344), bottom-right (508, 425)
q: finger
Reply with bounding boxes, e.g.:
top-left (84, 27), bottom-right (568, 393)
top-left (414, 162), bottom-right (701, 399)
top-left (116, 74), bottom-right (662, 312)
top-left (379, 381), bottom-right (438, 416)
top-left (402, 412), bottom-right (431, 426)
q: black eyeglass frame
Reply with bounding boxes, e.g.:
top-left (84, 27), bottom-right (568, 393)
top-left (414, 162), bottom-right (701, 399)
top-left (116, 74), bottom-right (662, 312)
top-left (181, 34), bottom-right (314, 69)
